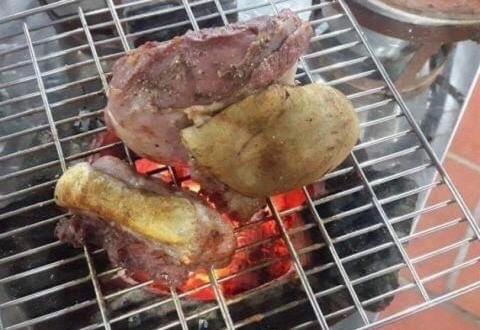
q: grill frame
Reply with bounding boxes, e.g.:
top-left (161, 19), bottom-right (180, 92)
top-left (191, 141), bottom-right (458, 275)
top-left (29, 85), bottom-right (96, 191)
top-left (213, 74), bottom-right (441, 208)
top-left (0, 0), bottom-right (479, 329)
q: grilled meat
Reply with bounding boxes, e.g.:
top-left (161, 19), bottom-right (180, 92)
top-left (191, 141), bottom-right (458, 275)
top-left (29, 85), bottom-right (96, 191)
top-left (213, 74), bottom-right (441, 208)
top-left (105, 9), bottom-right (312, 165)
top-left (103, 9), bottom-right (313, 221)
top-left (102, 10), bottom-right (357, 222)
top-left (54, 156), bottom-right (235, 284)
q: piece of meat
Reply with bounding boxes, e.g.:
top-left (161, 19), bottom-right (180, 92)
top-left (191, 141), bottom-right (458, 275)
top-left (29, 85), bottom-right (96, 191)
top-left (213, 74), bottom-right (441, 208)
top-left (102, 10), bottom-right (313, 222)
top-left (105, 9), bottom-right (312, 165)
top-left (56, 215), bottom-right (201, 286)
top-left (54, 156), bottom-right (236, 285)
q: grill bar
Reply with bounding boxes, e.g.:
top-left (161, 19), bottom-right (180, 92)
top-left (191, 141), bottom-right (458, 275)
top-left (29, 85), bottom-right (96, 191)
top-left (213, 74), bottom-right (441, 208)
top-left (0, 38), bottom-right (349, 132)
top-left (307, 55), bottom-right (370, 76)
top-left (0, 240), bottom-right (62, 265)
top-left (157, 306), bottom-right (220, 330)
top-left (446, 224), bottom-right (476, 292)
top-left (347, 86), bottom-right (386, 99)
top-left (304, 41), bottom-right (361, 60)
top-left (78, 6), bottom-right (133, 165)
top-left (0, 0), bottom-right (79, 24)
top-left (208, 269), bottom-right (235, 329)
top-left (359, 111), bottom-right (402, 128)
top-left (0, 132), bottom-right (426, 207)
top-left (0, 8), bottom-right (343, 107)
top-left (360, 281), bottom-right (480, 330)
top-left (350, 152), bottom-right (431, 301)
top-left (169, 287), bottom-right (189, 330)
top-left (304, 187), bottom-right (371, 324)
top-left (229, 253), bottom-right (478, 328)
top-left (0, 71), bottom-right (386, 145)
top-left (390, 199), bottom-right (454, 224)
top-left (0, 0), bottom-right (479, 329)
top-left (78, 8), bottom-right (109, 92)
top-left (23, 23), bottom-right (66, 170)
top-left (4, 300), bottom-right (95, 330)
top-left (338, 0), bottom-right (480, 240)
top-left (311, 26), bottom-right (353, 43)
top-left (401, 217), bottom-right (465, 243)
top-left (234, 256), bottom-right (480, 329)
top-left (356, 99), bottom-right (393, 113)
top-left (3, 221), bottom-right (474, 330)
top-left (412, 237), bottom-right (475, 264)
top-left (23, 20), bottom-right (112, 330)
top-left (0, 213), bottom-right (65, 239)
top-left (0, 250), bottom-right (85, 284)
top-left (84, 247), bottom-right (112, 330)
top-left (325, 69), bottom-right (377, 86)
top-left (267, 198), bottom-right (330, 329)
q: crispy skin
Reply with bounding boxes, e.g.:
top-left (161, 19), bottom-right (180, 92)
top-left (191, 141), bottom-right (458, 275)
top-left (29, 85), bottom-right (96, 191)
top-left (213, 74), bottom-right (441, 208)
top-left (181, 83), bottom-right (360, 197)
top-left (54, 156), bottom-right (235, 283)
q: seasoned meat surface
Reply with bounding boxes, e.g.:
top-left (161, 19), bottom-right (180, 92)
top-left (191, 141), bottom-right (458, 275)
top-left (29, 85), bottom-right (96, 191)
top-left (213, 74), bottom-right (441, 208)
top-left (54, 156), bottom-right (235, 285)
top-left (105, 9), bottom-right (312, 165)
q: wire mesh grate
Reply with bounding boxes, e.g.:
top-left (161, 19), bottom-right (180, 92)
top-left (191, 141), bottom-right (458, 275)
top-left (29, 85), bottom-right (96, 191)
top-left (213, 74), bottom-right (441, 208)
top-left (0, 0), bottom-right (479, 329)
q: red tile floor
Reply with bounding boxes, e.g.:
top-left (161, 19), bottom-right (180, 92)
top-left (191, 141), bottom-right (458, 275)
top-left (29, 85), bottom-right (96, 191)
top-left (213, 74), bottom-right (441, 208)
top-left (378, 81), bottom-right (480, 328)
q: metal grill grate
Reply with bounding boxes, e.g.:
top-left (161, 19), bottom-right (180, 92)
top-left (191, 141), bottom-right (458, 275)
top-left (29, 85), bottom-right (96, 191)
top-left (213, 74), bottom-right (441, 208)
top-left (0, 0), bottom-right (479, 329)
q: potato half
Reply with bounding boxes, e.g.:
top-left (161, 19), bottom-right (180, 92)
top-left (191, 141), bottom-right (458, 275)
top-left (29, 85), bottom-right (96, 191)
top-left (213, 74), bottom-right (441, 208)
top-left (181, 83), bottom-right (359, 197)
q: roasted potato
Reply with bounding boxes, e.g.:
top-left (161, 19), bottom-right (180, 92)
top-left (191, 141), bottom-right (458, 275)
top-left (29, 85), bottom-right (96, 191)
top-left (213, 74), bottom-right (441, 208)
top-left (181, 83), bottom-right (359, 197)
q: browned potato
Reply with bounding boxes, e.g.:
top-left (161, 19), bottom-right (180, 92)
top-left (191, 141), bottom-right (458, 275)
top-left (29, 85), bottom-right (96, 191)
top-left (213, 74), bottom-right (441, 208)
top-left (181, 83), bottom-right (359, 197)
